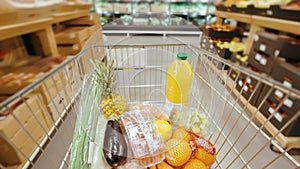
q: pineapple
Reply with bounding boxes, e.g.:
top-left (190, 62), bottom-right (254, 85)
top-left (93, 59), bottom-right (129, 119)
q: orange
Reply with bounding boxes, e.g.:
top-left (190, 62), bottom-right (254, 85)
top-left (172, 127), bottom-right (193, 143)
top-left (156, 161), bottom-right (174, 169)
top-left (182, 159), bottom-right (207, 169)
top-left (149, 165), bottom-right (157, 169)
top-left (194, 147), bottom-right (217, 166)
top-left (165, 138), bottom-right (192, 167)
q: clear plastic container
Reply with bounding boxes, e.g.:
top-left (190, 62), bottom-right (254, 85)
top-left (120, 110), bottom-right (165, 167)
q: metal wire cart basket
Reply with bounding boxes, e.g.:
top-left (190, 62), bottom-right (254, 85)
top-left (0, 32), bottom-right (299, 169)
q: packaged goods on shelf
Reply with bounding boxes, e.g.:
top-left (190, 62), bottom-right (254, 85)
top-left (233, 65), bottom-right (265, 105)
top-left (257, 84), bottom-right (300, 137)
top-left (230, 53), bottom-right (248, 67)
top-left (271, 58), bottom-right (300, 90)
top-left (202, 24), bottom-right (242, 39)
top-left (253, 31), bottom-right (300, 61)
top-left (248, 49), bottom-right (275, 74)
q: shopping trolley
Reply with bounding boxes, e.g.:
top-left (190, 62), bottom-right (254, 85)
top-left (0, 35), bottom-right (299, 169)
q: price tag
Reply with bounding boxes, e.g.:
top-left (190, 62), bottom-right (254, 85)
top-left (260, 57), bottom-right (267, 65)
top-left (267, 10), bottom-right (273, 16)
top-left (238, 80), bottom-right (243, 87)
top-left (243, 85), bottom-right (248, 92)
top-left (283, 80), bottom-right (292, 88)
top-left (268, 107), bottom-right (275, 114)
top-left (254, 35), bottom-right (259, 42)
top-left (274, 90), bottom-right (283, 99)
top-left (69, 33), bottom-right (76, 39)
top-left (283, 98), bottom-right (293, 108)
top-left (255, 53), bottom-right (262, 61)
top-left (259, 44), bottom-right (267, 52)
top-left (246, 77), bottom-right (252, 84)
top-left (274, 50), bottom-right (280, 57)
top-left (73, 44), bottom-right (79, 50)
top-left (274, 113), bottom-right (283, 122)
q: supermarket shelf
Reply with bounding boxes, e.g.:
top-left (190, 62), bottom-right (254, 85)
top-left (215, 10), bottom-right (300, 35)
top-left (215, 10), bottom-right (252, 23)
top-left (52, 10), bottom-right (91, 23)
top-left (252, 15), bottom-right (300, 35)
top-left (0, 18), bottom-right (53, 41)
top-left (103, 28), bottom-right (202, 36)
top-left (205, 54), bottom-right (300, 150)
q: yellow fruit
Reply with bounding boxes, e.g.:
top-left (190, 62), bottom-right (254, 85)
top-left (172, 127), bottom-right (192, 143)
top-left (149, 165), bottom-right (157, 169)
top-left (165, 138), bottom-right (192, 167)
top-left (182, 159), bottom-right (207, 169)
top-left (157, 161), bottom-right (174, 169)
top-left (93, 60), bottom-right (129, 119)
top-left (153, 119), bottom-right (172, 141)
top-left (194, 147), bottom-right (216, 166)
top-left (101, 93), bottom-right (129, 119)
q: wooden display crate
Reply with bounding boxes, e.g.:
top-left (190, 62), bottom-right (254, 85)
top-left (59, 3), bottom-right (92, 13)
top-left (63, 13), bottom-right (101, 26)
top-left (57, 42), bottom-right (86, 55)
top-left (0, 4), bottom-right (61, 26)
top-left (55, 26), bottom-right (90, 45)
top-left (0, 94), bottom-right (52, 167)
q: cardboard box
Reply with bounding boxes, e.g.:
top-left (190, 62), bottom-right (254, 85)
top-left (257, 86), bottom-right (300, 136)
top-left (248, 49), bottom-right (274, 74)
top-left (235, 69), bottom-right (264, 105)
top-left (253, 31), bottom-right (300, 61)
top-left (271, 58), bottom-right (300, 90)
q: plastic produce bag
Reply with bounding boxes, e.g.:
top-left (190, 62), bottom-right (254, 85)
top-left (69, 75), bottom-right (102, 169)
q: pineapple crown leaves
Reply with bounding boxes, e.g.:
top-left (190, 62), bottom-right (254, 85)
top-left (90, 59), bottom-right (117, 98)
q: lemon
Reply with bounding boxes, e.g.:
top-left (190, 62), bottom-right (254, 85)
top-left (153, 119), bottom-right (172, 141)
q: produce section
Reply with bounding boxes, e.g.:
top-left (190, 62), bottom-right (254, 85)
top-left (206, 1), bottom-right (300, 152)
top-left (94, 0), bottom-right (216, 27)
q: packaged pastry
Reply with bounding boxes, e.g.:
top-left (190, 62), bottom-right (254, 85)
top-left (120, 110), bottom-right (165, 167)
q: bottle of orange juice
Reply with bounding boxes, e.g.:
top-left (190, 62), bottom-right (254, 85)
top-left (165, 52), bottom-right (193, 116)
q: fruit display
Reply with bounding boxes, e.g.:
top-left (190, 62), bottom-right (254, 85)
top-left (93, 60), bottom-right (129, 119)
top-left (215, 41), bottom-right (246, 53)
top-left (203, 24), bottom-right (242, 39)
